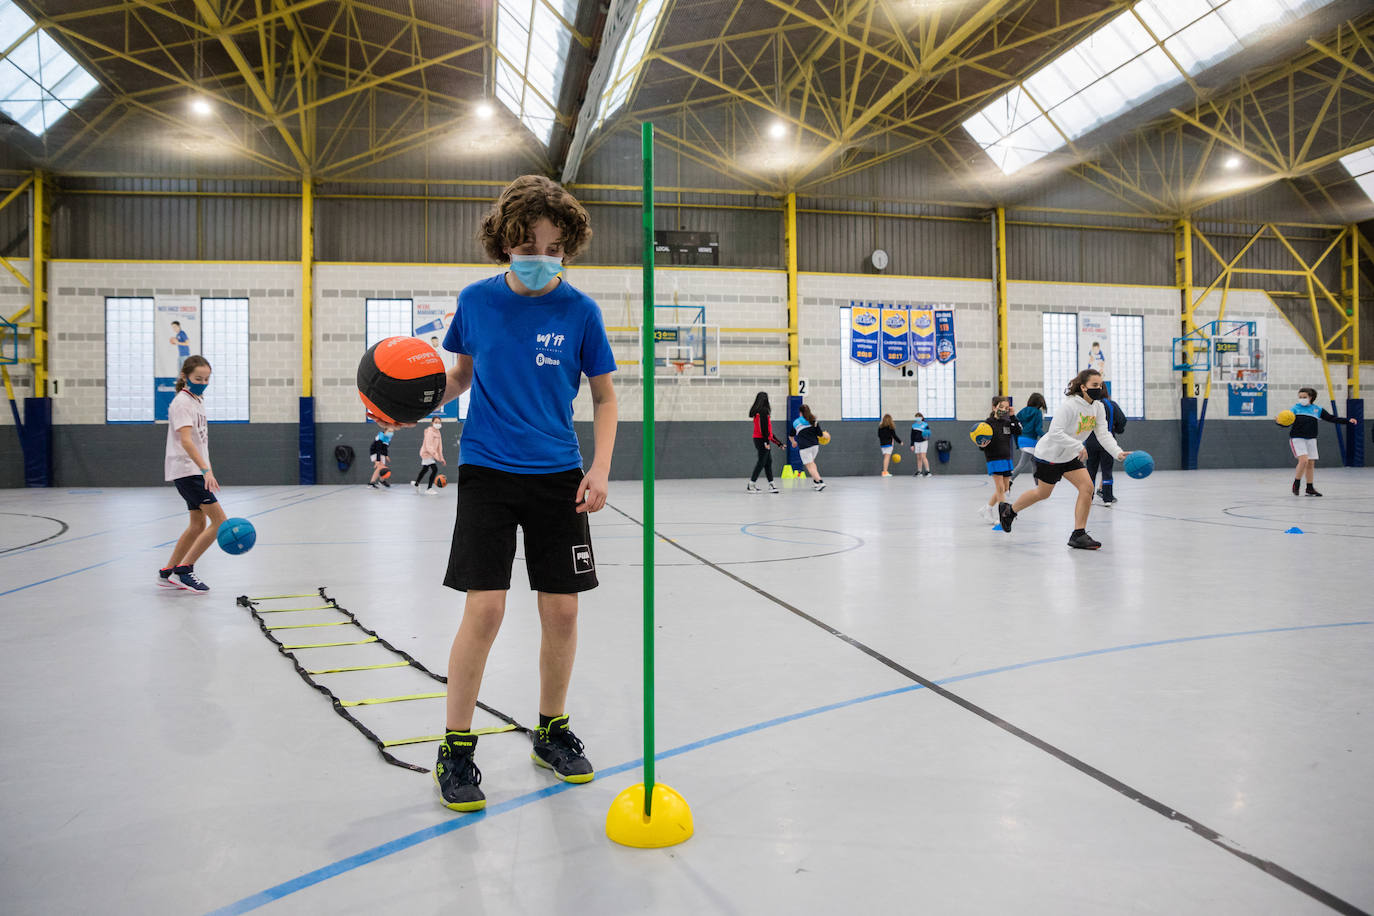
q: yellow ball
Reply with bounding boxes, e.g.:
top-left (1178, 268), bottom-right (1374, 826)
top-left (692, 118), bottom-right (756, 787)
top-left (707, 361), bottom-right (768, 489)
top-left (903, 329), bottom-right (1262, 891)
top-left (969, 421), bottom-right (993, 446)
top-left (892, 452), bottom-right (902, 463)
top-left (1276, 409), bottom-right (1295, 427)
top-left (819, 432), bottom-right (831, 445)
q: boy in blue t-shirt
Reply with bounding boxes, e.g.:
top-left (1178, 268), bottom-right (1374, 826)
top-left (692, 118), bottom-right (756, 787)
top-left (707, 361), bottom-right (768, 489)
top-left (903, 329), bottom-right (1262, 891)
top-left (377, 176), bottom-right (619, 813)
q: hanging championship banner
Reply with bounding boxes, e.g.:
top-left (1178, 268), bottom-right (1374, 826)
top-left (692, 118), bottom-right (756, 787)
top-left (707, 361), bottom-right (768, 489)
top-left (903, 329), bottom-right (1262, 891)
top-left (414, 296), bottom-right (462, 419)
top-left (850, 302), bottom-right (879, 365)
top-left (881, 306), bottom-right (910, 367)
top-left (934, 308), bottom-right (956, 364)
top-left (910, 307), bottom-right (935, 366)
top-left (1079, 312), bottom-right (1111, 382)
top-left (155, 296), bottom-right (200, 421)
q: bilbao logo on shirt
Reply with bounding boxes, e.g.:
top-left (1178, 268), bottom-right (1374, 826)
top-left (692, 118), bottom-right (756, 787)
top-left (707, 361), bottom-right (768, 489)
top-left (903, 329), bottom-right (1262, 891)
top-left (535, 330), bottom-right (566, 367)
top-left (1075, 414), bottom-right (1096, 435)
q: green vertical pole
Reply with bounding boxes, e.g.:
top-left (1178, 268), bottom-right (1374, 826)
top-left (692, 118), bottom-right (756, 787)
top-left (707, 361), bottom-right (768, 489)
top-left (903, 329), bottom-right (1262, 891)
top-left (641, 122), bottom-right (656, 817)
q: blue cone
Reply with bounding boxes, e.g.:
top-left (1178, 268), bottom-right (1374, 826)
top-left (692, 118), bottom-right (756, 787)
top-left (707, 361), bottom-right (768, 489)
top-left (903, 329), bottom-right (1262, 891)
top-left (1284, 527), bottom-right (1304, 534)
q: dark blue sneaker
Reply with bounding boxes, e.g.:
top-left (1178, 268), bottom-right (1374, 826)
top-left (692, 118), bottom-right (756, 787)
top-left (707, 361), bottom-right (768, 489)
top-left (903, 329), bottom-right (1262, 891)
top-left (170, 565), bottom-right (209, 593)
top-left (434, 732), bottom-right (485, 812)
top-left (531, 715), bottom-right (594, 784)
top-left (157, 567), bottom-right (177, 589)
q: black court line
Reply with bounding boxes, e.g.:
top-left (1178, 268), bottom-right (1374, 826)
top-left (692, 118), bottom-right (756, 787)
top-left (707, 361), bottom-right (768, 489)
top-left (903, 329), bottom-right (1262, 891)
top-left (605, 502), bottom-right (1371, 916)
top-left (0, 512), bottom-right (71, 554)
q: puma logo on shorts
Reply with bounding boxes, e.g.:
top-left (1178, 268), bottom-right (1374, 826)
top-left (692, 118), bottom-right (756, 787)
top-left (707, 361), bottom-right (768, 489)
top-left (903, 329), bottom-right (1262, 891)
top-left (572, 545), bottom-right (595, 574)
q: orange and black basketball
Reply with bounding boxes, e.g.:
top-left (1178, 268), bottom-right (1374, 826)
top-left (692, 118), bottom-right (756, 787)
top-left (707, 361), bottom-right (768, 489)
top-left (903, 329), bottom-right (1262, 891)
top-left (435, 474), bottom-right (447, 488)
top-left (357, 337), bottom-right (447, 424)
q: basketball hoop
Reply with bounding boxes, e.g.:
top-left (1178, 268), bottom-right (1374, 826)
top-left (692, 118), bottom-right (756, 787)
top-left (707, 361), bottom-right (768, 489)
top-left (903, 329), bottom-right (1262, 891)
top-left (670, 360), bottom-right (691, 376)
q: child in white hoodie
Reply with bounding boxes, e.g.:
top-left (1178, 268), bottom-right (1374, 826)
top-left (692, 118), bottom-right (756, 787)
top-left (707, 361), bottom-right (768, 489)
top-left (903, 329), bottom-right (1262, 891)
top-left (996, 369), bottom-right (1131, 550)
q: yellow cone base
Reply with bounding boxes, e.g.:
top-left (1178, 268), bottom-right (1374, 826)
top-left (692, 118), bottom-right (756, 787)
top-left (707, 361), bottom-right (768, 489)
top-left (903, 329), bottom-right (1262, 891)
top-left (605, 783), bottom-right (694, 848)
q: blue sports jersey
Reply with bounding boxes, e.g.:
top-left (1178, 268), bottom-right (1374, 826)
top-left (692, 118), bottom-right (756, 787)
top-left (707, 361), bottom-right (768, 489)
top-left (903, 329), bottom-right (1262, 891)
top-left (444, 274), bottom-right (617, 474)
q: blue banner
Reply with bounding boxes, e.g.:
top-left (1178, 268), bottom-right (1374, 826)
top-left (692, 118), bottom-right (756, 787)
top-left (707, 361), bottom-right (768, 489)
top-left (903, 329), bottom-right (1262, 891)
top-left (934, 309), bottom-right (956, 364)
top-left (910, 308), bottom-right (935, 366)
top-left (850, 303), bottom-right (879, 364)
top-left (881, 307), bottom-right (910, 367)
top-left (1228, 382), bottom-right (1267, 417)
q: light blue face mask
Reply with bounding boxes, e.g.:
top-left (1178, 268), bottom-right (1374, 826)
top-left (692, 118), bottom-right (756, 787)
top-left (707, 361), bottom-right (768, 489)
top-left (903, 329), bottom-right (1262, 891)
top-left (509, 254), bottom-right (563, 291)
top-left (186, 381), bottom-right (208, 396)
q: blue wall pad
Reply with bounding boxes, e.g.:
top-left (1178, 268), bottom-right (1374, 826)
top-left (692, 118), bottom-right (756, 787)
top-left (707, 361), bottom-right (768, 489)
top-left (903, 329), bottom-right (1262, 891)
top-left (22, 397), bottom-right (52, 487)
top-left (298, 396), bottom-right (316, 485)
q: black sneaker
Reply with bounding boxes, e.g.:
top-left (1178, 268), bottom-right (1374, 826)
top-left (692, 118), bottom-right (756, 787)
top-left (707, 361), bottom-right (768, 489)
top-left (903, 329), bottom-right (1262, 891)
top-left (368, 481), bottom-right (379, 489)
top-left (434, 732), bottom-right (485, 812)
top-left (1292, 479), bottom-right (1301, 496)
top-left (157, 567), bottom-right (177, 589)
top-left (1306, 485), bottom-right (1322, 497)
top-left (170, 565), bottom-right (209, 592)
top-left (997, 502), bottom-right (1016, 533)
top-left (1068, 531), bottom-right (1102, 550)
top-left (531, 715), bottom-right (594, 784)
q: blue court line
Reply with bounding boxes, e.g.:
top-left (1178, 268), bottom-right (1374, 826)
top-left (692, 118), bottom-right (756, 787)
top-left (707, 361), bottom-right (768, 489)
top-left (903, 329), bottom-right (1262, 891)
top-left (0, 486), bottom-right (280, 560)
top-left (203, 618), bottom-right (1372, 916)
top-left (0, 557), bottom-right (125, 599)
top-left (1, 489), bottom-right (343, 597)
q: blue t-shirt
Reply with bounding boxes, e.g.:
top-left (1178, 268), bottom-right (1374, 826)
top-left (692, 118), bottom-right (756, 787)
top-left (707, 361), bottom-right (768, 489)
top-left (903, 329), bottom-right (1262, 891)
top-left (444, 274), bottom-right (617, 474)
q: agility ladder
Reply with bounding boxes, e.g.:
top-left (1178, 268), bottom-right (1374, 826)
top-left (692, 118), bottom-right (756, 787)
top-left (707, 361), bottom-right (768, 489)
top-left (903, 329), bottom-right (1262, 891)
top-left (236, 587), bottom-right (528, 773)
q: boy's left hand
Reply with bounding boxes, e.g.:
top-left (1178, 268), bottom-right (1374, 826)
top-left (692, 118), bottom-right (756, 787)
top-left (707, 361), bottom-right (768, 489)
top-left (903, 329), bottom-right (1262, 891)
top-left (576, 466), bottom-right (609, 513)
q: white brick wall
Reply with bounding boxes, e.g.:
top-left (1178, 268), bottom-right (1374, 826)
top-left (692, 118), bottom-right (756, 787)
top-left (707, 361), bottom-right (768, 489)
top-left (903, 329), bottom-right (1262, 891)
top-left (48, 261), bottom-right (300, 424)
top-left (798, 272), bottom-right (995, 421)
top-left (32, 260), bottom-right (1350, 430)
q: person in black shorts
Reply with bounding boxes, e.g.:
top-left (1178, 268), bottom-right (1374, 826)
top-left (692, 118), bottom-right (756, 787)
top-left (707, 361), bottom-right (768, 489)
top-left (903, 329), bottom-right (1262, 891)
top-left (374, 176), bottom-right (619, 812)
top-left (367, 430), bottom-right (392, 488)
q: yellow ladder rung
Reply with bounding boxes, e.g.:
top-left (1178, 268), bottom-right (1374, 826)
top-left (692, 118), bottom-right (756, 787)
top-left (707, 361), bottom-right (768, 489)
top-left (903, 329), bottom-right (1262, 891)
top-left (281, 637), bottom-right (378, 650)
top-left (254, 605), bottom-right (336, 613)
top-left (264, 620), bottom-right (353, 631)
top-left (381, 724), bottom-right (517, 747)
top-left (305, 661), bottom-right (411, 675)
top-left (340, 691), bottom-right (446, 707)
top-left (248, 593), bottom-right (320, 600)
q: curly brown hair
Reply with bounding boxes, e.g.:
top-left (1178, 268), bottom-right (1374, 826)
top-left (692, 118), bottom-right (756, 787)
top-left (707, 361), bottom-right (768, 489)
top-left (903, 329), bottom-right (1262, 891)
top-left (478, 175), bottom-right (592, 263)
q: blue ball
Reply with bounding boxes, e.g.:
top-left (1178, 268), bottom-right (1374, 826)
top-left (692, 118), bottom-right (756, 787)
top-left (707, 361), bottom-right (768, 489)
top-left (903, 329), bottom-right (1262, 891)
top-left (217, 517), bottom-right (256, 555)
top-left (1123, 451), bottom-right (1154, 480)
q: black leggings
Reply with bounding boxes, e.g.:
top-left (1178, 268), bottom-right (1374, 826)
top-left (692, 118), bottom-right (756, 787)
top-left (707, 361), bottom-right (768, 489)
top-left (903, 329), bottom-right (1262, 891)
top-left (415, 463), bottom-right (438, 488)
top-left (750, 438), bottom-right (774, 482)
top-left (1085, 446), bottom-right (1113, 486)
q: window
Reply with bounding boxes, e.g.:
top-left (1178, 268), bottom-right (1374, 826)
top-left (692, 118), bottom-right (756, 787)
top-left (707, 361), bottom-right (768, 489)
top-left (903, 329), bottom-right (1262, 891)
top-left (1110, 314), bottom-right (1145, 418)
top-left (106, 297), bottom-right (154, 422)
top-left (916, 362), bottom-right (956, 420)
top-left (597, 0), bottom-right (669, 130)
top-left (963, 0), bottom-right (1337, 174)
top-left (0, 0), bottom-right (100, 137)
top-left (1340, 148), bottom-right (1374, 203)
top-left (202, 298), bottom-right (250, 422)
top-left (1042, 312), bottom-right (1078, 415)
top-left (495, 0), bottom-right (577, 145)
top-left (365, 298), bottom-right (413, 350)
top-left (839, 307), bottom-right (880, 420)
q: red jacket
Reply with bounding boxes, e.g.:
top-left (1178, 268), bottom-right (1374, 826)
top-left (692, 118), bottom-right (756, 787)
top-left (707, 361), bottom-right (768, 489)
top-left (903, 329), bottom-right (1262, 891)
top-left (752, 412), bottom-right (782, 444)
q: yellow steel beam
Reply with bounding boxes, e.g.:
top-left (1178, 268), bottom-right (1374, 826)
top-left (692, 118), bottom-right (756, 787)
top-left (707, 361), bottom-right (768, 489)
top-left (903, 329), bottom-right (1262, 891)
top-left (301, 178), bottom-right (313, 397)
top-left (994, 205), bottom-right (1008, 396)
top-left (190, 0), bottom-right (310, 171)
top-left (31, 170), bottom-right (48, 398)
top-left (786, 191), bottom-right (798, 395)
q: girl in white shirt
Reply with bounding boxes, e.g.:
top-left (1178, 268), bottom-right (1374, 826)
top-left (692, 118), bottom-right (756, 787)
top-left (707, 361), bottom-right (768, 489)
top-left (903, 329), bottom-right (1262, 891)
top-left (157, 356), bottom-right (228, 592)
top-left (996, 369), bottom-right (1131, 550)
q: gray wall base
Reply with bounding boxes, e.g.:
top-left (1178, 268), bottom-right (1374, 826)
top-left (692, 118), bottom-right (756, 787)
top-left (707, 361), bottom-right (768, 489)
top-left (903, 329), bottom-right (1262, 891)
top-left (1, 419), bottom-right (1364, 488)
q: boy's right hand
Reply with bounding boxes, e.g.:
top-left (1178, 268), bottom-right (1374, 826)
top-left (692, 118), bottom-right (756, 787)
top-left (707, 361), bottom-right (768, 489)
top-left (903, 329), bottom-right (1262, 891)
top-left (204, 470), bottom-right (220, 492)
top-left (366, 411), bottom-right (415, 432)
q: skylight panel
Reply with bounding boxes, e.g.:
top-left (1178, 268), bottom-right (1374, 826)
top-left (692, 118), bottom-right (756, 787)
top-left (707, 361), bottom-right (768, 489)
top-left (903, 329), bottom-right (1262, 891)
top-left (0, 1), bottom-right (99, 137)
top-left (963, 0), bottom-right (1339, 175)
top-left (595, 0), bottom-right (668, 130)
top-left (494, 0), bottom-right (577, 146)
top-left (1339, 149), bottom-right (1374, 204)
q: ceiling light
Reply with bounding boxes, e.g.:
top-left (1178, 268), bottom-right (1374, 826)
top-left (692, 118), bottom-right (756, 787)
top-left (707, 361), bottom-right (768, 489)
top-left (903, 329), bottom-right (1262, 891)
top-left (1225, 155), bottom-right (1241, 169)
top-left (769, 120), bottom-right (786, 139)
top-left (191, 97), bottom-right (213, 116)
top-left (475, 101), bottom-right (494, 119)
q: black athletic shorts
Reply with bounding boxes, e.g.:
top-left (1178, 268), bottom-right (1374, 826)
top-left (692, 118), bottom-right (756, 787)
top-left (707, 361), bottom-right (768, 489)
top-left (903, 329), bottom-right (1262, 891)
top-left (1033, 457), bottom-right (1086, 486)
top-left (172, 474), bottom-right (218, 510)
top-left (444, 464), bottom-right (598, 594)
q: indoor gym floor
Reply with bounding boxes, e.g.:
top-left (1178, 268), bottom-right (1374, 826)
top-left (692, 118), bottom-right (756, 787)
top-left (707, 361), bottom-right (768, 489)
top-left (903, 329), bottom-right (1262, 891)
top-left (1, 468), bottom-right (1371, 915)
